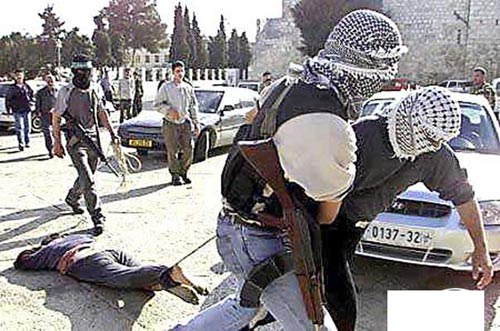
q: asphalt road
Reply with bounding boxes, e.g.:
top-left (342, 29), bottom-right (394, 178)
top-left (0, 117), bottom-right (498, 331)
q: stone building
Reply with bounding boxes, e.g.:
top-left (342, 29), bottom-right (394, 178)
top-left (251, 0), bottom-right (500, 84)
top-left (250, 0), bottom-right (303, 80)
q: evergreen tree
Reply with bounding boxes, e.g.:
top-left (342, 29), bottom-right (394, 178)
top-left (0, 33), bottom-right (42, 75)
top-left (208, 15), bottom-right (228, 69)
top-left (184, 7), bottom-right (195, 67)
top-left (38, 5), bottom-right (65, 67)
top-left (292, 0), bottom-right (382, 56)
top-left (169, 3), bottom-right (190, 64)
top-left (238, 32), bottom-right (252, 79)
top-left (227, 29), bottom-right (240, 68)
top-left (92, 14), bottom-right (112, 67)
top-left (191, 13), bottom-right (208, 69)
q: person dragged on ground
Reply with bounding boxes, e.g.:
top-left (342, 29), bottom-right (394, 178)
top-left (14, 233), bottom-right (208, 304)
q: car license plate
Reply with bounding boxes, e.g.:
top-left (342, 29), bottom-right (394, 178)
top-left (129, 139), bottom-right (152, 148)
top-left (363, 222), bottom-right (434, 249)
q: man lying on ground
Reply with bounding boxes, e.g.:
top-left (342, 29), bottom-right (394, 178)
top-left (14, 233), bottom-right (208, 304)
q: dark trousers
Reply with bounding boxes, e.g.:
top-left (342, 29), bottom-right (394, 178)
top-left (66, 140), bottom-right (102, 219)
top-left (119, 99), bottom-right (132, 123)
top-left (41, 112), bottom-right (53, 153)
top-left (67, 249), bottom-right (169, 289)
top-left (321, 220), bottom-right (366, 331)
top-left (132, 96), bottom-right (142, 117)
top-left (163, 120), bottom-right (193, 177)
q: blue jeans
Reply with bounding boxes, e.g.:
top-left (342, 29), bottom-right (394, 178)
top-left (173, 212), bottom-right (336, 331)
top-left (13, 111), bottom-right (30, 147)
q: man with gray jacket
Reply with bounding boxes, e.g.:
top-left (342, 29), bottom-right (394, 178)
top-left (154, 61), bottom-right (200, 185)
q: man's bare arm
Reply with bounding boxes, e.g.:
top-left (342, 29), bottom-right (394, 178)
top-left (317, 201), bottom-right (342, 225)
top-left (457, 199), bottom-right (494, 289)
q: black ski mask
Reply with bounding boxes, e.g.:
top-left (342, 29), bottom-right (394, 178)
top-left (72, 68), bottom-right (91, 89)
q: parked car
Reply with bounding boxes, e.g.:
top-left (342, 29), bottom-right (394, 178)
top-left (0, 80), bottom-right (56, 133)
top-left (357, 91), bottom-right (500, 271)
top-left (117, 86), bottom-right (259, 161)
top-left (237, 81), bottom-right (261, 92)
top-left (438, 79), bottom-right (471, 93)
top-left (381, 77), bottom-right (410, 91)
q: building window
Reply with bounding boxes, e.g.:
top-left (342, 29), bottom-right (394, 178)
top-left (457, 29), bottom-right (462, 45)
top-left (164, 55), bottom-right (169, 63)
top-left (145, 55), bottom-right (150, 63)
top-left (155, 55), bottom-right (160, 63)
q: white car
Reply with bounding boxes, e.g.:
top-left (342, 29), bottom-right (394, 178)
top-left (357, 91), bottom-right (500, 271)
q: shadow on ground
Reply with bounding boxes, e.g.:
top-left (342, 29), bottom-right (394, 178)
top-left (0, 183), bottom-right (169, 252)
top-left (1, 267), bottom-right (154, 331)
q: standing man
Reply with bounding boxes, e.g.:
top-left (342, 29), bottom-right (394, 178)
top-left (100, 69), bottom-right (114, 104)
top-left (35, 73), bottom-right (58, 158)
top-left (172, 10), bottom-right (407, 331)
top-left (470, 67), bottom-right (497, 114)
top-left (52, 54), bottom-right (119, 236)
top-left (154, 61), bottom-right (200, 186)
top-left (117, 68), bottom-right (134, 123)
top-left (132, 70), bottom-right (144, 117)
top-left (5, 69), bottom-right (34, 151)
top-left (259, 71), bottom-right (272, 93)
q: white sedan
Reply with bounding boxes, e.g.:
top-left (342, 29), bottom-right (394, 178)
top-left (357, 91), bottom-right (500, 271)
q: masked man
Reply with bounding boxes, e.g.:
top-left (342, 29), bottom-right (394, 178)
top-left (52, 54), bottom-right (119, 236)
top-left (172, 10), bottom-right (407, 331)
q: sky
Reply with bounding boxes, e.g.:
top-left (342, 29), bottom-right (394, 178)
top-left (0, 0), bottom-right (283, 42)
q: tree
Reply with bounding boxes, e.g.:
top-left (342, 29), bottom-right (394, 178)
top-left (238, 32), bottom-right (252, 79)
top-left (169, 3), bottom-right (190, 64)
top-left (191, 13), bottom-right (208, 69)
top-left (104, 0), bottom-right (167, 66)
top-left (227, 29), bottom-right (240, 68)
top-left (292, 0), bottom-right (382, 56)
top-left (184, 7), bottom-right (196, 67)
top-left (61, 28), bottom-right (95, 67)
top-left (92, 13), bottom-right (113, 67)
top-left (38, 5), bottom-right (65, 67)
top-left (208, 15), bottom-right (228, 69)
top-left (0, 33), bottom-right (42, 76)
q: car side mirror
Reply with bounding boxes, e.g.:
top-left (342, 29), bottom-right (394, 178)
top-left (220, 105), bottom-right (234, 116)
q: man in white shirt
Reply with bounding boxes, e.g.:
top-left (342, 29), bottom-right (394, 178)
top-left (117, 68), bottom-right (134, 123)
top-left (154, 61), bottom-right (200, 185)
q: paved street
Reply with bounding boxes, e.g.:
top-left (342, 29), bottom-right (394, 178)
top-left (0, 115), bottom-right (499, 331)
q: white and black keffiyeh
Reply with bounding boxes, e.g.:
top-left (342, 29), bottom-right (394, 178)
top-left (385, 86), bottom-right (461, 160)
top-left (302, 10), bottom-right (407, 111)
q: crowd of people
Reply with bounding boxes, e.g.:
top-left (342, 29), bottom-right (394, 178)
top-left (3, 9), bottom-right (497, 331)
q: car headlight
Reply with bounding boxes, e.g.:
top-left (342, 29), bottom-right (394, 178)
top-left (479, 201), bottom-right (500, 226)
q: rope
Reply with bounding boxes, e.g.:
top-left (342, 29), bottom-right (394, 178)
top-left (107, 141), bottom-right (142, 190)
top-left (173, 235), bottom-right (216, 266)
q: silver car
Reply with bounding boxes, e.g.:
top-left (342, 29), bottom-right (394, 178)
top-left (118, 86), bottom-right (259, 161)
top-left (357, 91), bottom-right (500, 271)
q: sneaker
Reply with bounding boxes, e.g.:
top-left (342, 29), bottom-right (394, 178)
top-left (64, 196), bottom-right (84, 215)
top-left (25, 144), bottom-right (30, 148)
top-left (181, 175), bottom-right (192, 184)
top-left (92, 223), bottom-right (104, 236)
top-left (171, 175), bottom-right (182, 186)
top-left (18, 145), bottom-right (24, 151)
top-left (48, 151), bottom-right (54, 159)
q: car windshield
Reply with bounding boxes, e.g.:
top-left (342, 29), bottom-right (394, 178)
top-left (449, 102), bottom-right (500, 154)
top-left (195, 90), bottom-right (224, 113)
top-left (362, 98), bottom-right (500, 154)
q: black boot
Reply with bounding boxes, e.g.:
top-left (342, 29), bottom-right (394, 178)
top-left (65, 196), bottom-right (84, 214)
top-left (171, 175), bottom-right (182, 186)
top-left (91, 214), bottom-right (105, 236)
top-left (181, 174), bottom-right (191, 184)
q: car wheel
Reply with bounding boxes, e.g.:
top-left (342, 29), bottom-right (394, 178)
top-left (194, 130), bottom-right (210, 162)
top-left (31, 114), bottom-right (42, 133)
top-left (137, 149), bottom-right (149, 156)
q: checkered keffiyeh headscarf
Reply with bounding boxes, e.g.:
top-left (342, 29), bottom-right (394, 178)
top-left (385, 86), bottom-right (461, 160)
top-left (302, 10), bottom-right (407, 106)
